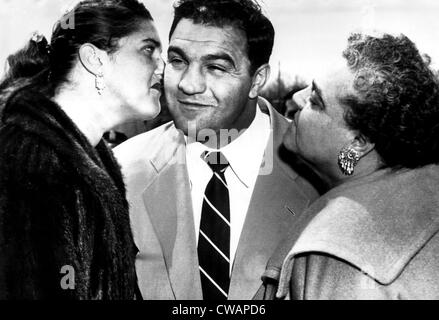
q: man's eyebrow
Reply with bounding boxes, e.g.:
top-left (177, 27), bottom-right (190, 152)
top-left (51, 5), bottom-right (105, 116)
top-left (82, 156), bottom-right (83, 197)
top-left (167, 46), bottom-right (187, 59)
top-left (312, 80), bottom-right (326, 107)
top-left (203, 53), bottom-right (235, 68)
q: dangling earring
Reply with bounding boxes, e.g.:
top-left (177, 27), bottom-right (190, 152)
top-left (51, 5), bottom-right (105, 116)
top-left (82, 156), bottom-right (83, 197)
top-left (338, 145), bottom-right (360, 175)
top-left (95, 72), bottom-right (105, 95)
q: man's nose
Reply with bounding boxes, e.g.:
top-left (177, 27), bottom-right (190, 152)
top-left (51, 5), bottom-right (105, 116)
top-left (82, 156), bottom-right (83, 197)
top-left (178, 65), bottom-right (206, 95)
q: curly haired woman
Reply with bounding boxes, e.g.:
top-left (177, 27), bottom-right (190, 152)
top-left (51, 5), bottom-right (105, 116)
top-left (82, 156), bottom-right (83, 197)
top-left (264, 32), bottom-right (439, 300)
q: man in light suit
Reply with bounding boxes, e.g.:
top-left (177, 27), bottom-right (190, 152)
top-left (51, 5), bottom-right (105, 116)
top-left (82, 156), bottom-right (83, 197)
top-left (115, 0), bottom-right (319, 300)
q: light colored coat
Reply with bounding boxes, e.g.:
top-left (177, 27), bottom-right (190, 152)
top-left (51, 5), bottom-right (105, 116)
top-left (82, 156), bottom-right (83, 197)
top-left (274, 164), bottom-right (439, 300)
top-left (114, 98), bottom-right (319, 300)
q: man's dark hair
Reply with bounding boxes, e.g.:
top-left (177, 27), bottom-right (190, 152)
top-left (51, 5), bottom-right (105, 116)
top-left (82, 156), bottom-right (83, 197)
top-left (169, 0), bottom-right (274, 74)
top-left (340, 32), bottom-right (439, 168)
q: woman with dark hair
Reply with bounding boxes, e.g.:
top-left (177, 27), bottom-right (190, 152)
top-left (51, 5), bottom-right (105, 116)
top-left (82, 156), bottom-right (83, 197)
top-left (0, 0), bottom-right (163, 299)
top-left (266, 32), bottom-right (439, 299)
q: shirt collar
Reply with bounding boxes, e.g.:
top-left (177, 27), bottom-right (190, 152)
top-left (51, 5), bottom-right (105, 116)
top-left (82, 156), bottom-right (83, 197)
top-left (185, 104), bottom-right (270, 188)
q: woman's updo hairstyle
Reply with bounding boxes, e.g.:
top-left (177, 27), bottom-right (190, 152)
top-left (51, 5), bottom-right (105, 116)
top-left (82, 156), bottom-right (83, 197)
top-left (1, 0), bottom-right (152, 100)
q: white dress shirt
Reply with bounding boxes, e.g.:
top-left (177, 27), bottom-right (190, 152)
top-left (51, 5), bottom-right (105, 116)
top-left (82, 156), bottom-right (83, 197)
top-left (185, 105), bottom-right (271, 271)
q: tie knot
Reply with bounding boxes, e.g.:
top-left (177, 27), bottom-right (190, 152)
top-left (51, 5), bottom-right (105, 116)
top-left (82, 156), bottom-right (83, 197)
top-left (202, 151), bottom-right (229, 173)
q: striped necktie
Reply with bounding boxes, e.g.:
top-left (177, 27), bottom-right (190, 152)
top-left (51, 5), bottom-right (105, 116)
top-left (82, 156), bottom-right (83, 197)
top-left (198, 151), bottom-right (230, 300)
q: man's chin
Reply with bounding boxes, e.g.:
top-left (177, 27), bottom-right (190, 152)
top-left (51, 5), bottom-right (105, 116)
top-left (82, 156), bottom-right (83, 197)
top-left (173, 117), bottom-right (204, 134)
top-left (172, 118), bottom-right (190, 136)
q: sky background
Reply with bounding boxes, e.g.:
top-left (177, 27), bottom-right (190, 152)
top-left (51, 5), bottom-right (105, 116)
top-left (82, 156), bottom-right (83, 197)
top-left (1, 0), bottom-right (438, 84)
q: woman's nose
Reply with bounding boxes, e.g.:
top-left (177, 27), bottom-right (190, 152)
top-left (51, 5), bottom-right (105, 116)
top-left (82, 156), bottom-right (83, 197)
top-left (293, 87), bottom-right (309, 110)
top-left (284, 88), bottom-right (306, 119)
top-left (155, 57), bottom-right (165, 78)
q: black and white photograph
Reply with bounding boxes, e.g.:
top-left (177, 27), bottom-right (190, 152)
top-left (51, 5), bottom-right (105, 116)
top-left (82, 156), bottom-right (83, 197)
top-left (0, 0), bottom-right (439, 312)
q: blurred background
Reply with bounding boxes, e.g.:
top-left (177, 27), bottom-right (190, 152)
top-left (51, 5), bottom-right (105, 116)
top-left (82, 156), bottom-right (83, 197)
top-left (1, 0), bottom-right (438, 142)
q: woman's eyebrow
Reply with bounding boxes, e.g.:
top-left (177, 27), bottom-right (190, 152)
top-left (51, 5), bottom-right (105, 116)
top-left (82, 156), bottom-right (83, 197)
top-left (142, 38), bottom-right (161, 49)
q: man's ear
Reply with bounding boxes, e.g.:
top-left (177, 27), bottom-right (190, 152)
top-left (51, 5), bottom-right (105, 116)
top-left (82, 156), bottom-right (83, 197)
top-left (249, 64), bottom-right (270, 99)
top-left (349, 134), bottom-right (375, 158)
top-left (78, 43), bottom-right (106, 76)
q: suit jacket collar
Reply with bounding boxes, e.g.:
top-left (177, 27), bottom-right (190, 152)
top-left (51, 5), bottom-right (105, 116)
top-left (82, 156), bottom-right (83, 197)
top-left (147, 122), bottom-right (186, 174)
top-left (228, 97), bottom-right (309, 299)
top-left (142, 152), bottom-right (202, 299)
top-left (277, 164), bottom-right (439, 298)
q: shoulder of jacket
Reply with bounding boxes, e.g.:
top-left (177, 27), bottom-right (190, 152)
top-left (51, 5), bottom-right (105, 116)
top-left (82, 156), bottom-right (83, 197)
top-left (113, 121), bottom-right (178, 170)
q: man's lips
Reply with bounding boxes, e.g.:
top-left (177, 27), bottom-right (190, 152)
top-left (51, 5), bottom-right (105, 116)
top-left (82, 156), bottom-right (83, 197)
top-left (177, 100), bottom-right (215, 108)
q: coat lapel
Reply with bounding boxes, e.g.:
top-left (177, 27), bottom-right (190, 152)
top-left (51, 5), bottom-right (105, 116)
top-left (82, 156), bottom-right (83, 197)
top-left (141, 126), bottom-right (202, 299)
top-left (228, 99), bottom-right (311, 299)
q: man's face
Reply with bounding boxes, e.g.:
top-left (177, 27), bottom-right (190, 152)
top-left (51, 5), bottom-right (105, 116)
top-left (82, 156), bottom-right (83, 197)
top-left (165, 19), bottom-right (256, 138)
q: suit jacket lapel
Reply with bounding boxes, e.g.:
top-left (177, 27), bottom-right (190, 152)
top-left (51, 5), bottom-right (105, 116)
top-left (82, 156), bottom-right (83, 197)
top-left (142, 126), bottom-right (202, 300)
top-left (228, 99), bottom-right (311, 299)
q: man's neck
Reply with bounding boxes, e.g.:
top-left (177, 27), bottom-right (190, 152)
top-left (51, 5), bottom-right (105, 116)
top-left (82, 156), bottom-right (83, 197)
top-left (198, 100), bottom-right (258, 149)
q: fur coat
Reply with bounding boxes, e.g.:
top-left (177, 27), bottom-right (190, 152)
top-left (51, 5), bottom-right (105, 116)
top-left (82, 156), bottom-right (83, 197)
top-left (0, 88), bottom-right (138, 299)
